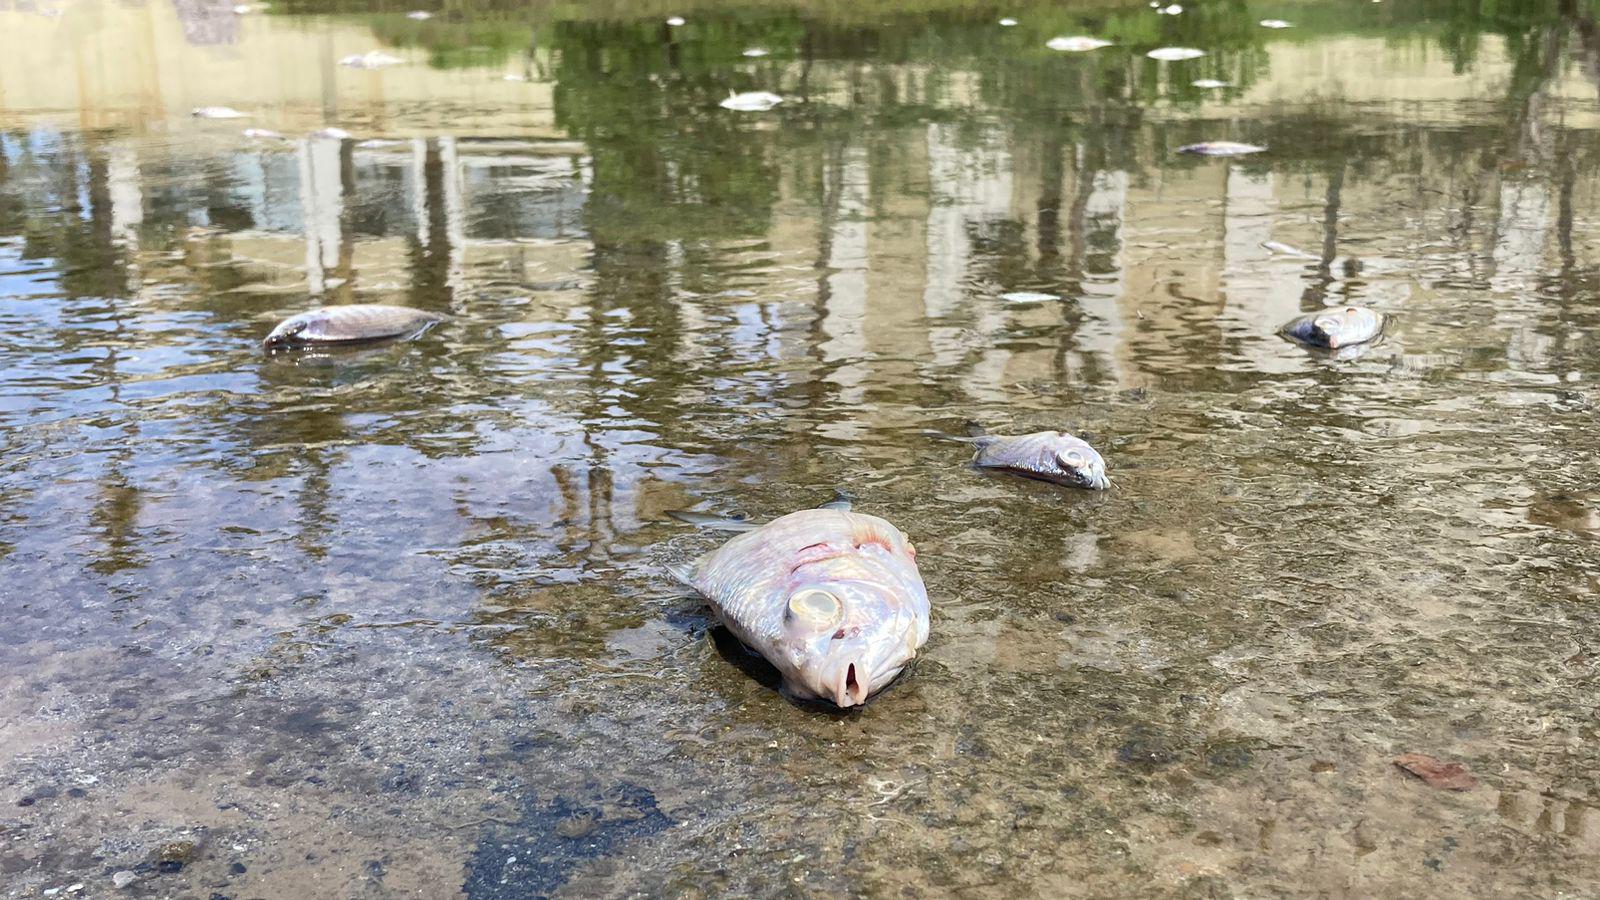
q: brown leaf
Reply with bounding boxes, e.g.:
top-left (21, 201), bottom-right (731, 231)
top-left (1394, 753), bottom-right (1477, 791)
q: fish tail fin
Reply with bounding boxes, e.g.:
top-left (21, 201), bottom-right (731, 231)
top-left (665, 509), bottom-right (758, 532)
top-left (817, 489), bottom-right (854, 512)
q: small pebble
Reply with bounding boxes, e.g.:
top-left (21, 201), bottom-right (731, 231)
top-left (112, 871), bottom-right (137, 888)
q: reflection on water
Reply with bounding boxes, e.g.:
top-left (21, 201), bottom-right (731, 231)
top-left (2, 0), bottom-right (1600, 896)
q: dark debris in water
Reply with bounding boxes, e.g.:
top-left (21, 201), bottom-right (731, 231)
top-left (463, 783), bottom-right (671, 899)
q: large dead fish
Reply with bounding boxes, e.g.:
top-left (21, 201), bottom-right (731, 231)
top-left (669, 500), bottom-right (929, 708)
top-left (1279, 306), bottom-right (1384, 350)
top-left (264, 304), bottom-right (442, 350)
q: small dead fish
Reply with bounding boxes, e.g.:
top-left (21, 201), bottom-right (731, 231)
top-left (405, 10), bottom-right (432, 19)
top-left (356, 139), bottom-right (403, 149)
top-left (1279, 306), bottom-right (1384, 350)
top-left (340, 50), bottom-right (405, 69)
top-left (966, 430), bottom-right (1110, 490)
top-left (1262, 240), bottom-right (1317, 258)
top-left (311, 127), bottom-right (352, 140)
top-left (1191, 79), bottom-right (1230, 89)
top-left (1147, 47), bottom-right (1205, 61)
top-left (998, 17), bottom-right (1018, 26)
top-left (669, 503), bottom-right (929, 708)
top-left (742, 48), bottom-right (771, 58)
top-left (1178, 141), bottom-right (1267, 157)
top-left (666, 15), bottom-right (685, 26)
top-left (1157, 4), bottom-right (1183, 14)
top-left (242, 128), bottom-right (284, 140)
top-left (264, 305), bottom-right (442, 349)
top-left (1047, 36), bottom-right (1113, 52)
top-left (193, 106), bottom-right (249, 119)
top-left (1259, 19), bottom-right (1292, 28)
top-left (720, 91), bottom-right (783, 111)
top-left (1001, 291), bottom-right (1058, 303)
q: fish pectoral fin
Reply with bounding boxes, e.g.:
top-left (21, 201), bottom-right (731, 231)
top-left (665, 562), bottom-right (700, 588)
top-left (665, 509), bottom-right (759, 531)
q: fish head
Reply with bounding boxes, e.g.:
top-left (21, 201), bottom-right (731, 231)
top-left (1302, 308), bottom-right (1379, 349)
top-left (264, 313), bottom-right (313, 349)
top-left (1045, 434), bottom-right (1110, 489)
top-left (777, 577), bottom-right (926, 708)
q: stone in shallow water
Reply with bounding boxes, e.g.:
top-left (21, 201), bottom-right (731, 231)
top-left (111, 871), bottom-right (137, 889)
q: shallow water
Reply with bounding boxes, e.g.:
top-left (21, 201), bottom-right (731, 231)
top-left (2, 0), bottom-right (1599, 896)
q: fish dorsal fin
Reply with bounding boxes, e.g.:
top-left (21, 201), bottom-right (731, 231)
top-left (665, 510), bottom-right (758, 532)
top-left (817, 490), bottom-right (853, 512)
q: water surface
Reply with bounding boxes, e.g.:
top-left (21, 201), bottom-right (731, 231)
top-left (2, 0), bottom-right (1599, 896)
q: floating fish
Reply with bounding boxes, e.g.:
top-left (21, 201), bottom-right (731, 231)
top-left (720, 91), bottom-right (783, 111)
top-left (311, 127), bottom-right (352, 140)
top-left (1157, 4), bottom-right (1183, 14)
top-left (1178, 141), bottom-right (1267, 156)
top-left (742, 48), bottom-right (771, 58)
top-left (232, 3), bottom-right (263, 13)
top-left (502, 73), bottom-right (527, 82)
top-left (666, 15), bottom-right (685, 26)
top-left (339, 51), bottom-right (405, 69)
top-left (669, 500), bottom-right (929, 708)
top-left (241, 128), bottom-right (284, 140)
top-left (192, 106), bottom-right (249, 119)
top-left (962, 429), bottom-right (1111, 490)
top-left (998, 17), bottom-right (1018, 26)
top-left (406, 10), bottom-right (431, 19)
top-left (1001, 291), bottom-right (1059, 303)
top-left (1047, 36), bottom-right (1113, 52)
top-left (1146, 47), bottom-right (1206, 61)
top-left (1191, 79), bottom-right (1230, 89)
top-left (1259, 19), bottom-right (1292, 28)
top-left (356, 139), bottom-right (402, 149)
top-left (1261, 240), bottom-right (1317, 258)
top-left (1279, 306), bottom-right (1384, 350)
top-left (264, 305), bottom-right (442, 349)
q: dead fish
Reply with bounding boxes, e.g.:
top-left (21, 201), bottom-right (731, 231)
top-left (998, 17), bottom-right (1018, 26)
top-left (1259, 19), bottom-right (1293, 28)
top-left (241, 128), bottom-right (284, 140)
top-left (1279, 306), bottom-right (1384, 350)
top-left (1047, 36), bottom-right (1113, 52)
top-left (192, 106), bottom-right (249, 119)
top-left (666, 15), bottom-right (686, 26)
top-left (1191, 79), bottom-right (1230, 89)
top-left (1001, 291), bottom-right (1058, 303)
top-left (720, 91), bottom-right (783, 111)
top-left (405, 10), bottom-right (432, 19)
top-left (340, 50), bottom-right (405, 69)
top-left (311, 127), bottom-right (352, 140)
top-left (1262, 240), bottom-right (1317, 258)
top-left (264, 305), bottom-right (442, 349)
top-left (669, 499), bottom-right (929, 708)
top-left (1147, 47), bottom-right (1205, 61)
top-left (966, 429), bottom-right (1110, 490)
top-left (1178, 141), bottom-right (1267, 157)
top-left (742, 48), bottom-right (771, 58)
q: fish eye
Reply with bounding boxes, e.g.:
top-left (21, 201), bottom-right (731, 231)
top-left (1058, 449), bottom-right (1086, 469)
top-left (786, 589), bottom-right (842, 625)
top-left (1314, 316), bottom-right (1339, 333)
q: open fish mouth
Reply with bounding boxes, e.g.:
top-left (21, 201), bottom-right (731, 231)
top-left (834, 661), bottom-right (871, 707)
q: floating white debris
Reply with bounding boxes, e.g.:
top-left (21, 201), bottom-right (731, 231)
top-left (666, 16), bottom-right (685, 26)
top-left (1178, 140), bottom-right (1267, 156)
top-left (1001, 292), bottom-right (1058, 303)
top-left (312, 127), bottom-right (352, 140)
top-left (192, 106), bottom-right (249, 119)
top-left (1261, 240), bottom-right (1317, 258)
top-left (241, 128), bottom-right (284, 139)
top-left (1146, 46), bottom-right (1205, 61)
top-left (406, 10), bottom-right (432, 19)
top-left (1047, 36), bottom-right (1113, 52)
top-left (742, 48), bottom-right (770, 58)
top-left (720, 91), bottom-right (783, 111)
top-left (339, 50), bottom-right (405, 69)
top-left (998, 17), bottom-right (1018, 26)
top-left (1259, 19), bottom-right (1292, 28)
top-left (1191, 79), bottom-right (1230, 89)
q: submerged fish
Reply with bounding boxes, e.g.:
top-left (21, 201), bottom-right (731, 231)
top-left (1279, 306), bottom-right (1384, 350)
top-left (966, 430), bottom-right (1110, 490)
top-left (670, 503), bottom-right (930, 708)
top-left (720, 91), bottom-right (783, 111)
top-left (1047, 36), bottom-right (1113, 52)
top-left (193, 106), bottom-right (249, 119)
top-left (264, 305), bottom-right (442, 349)
top-left (1178, 141), bottom-right (1267, 157)
top-left (1147, 47), bottom-right (1206, 61)
top-left (1262, 240), bottom-right (1317, 258)
top-left (340, 50), bottom-right (405, 69)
